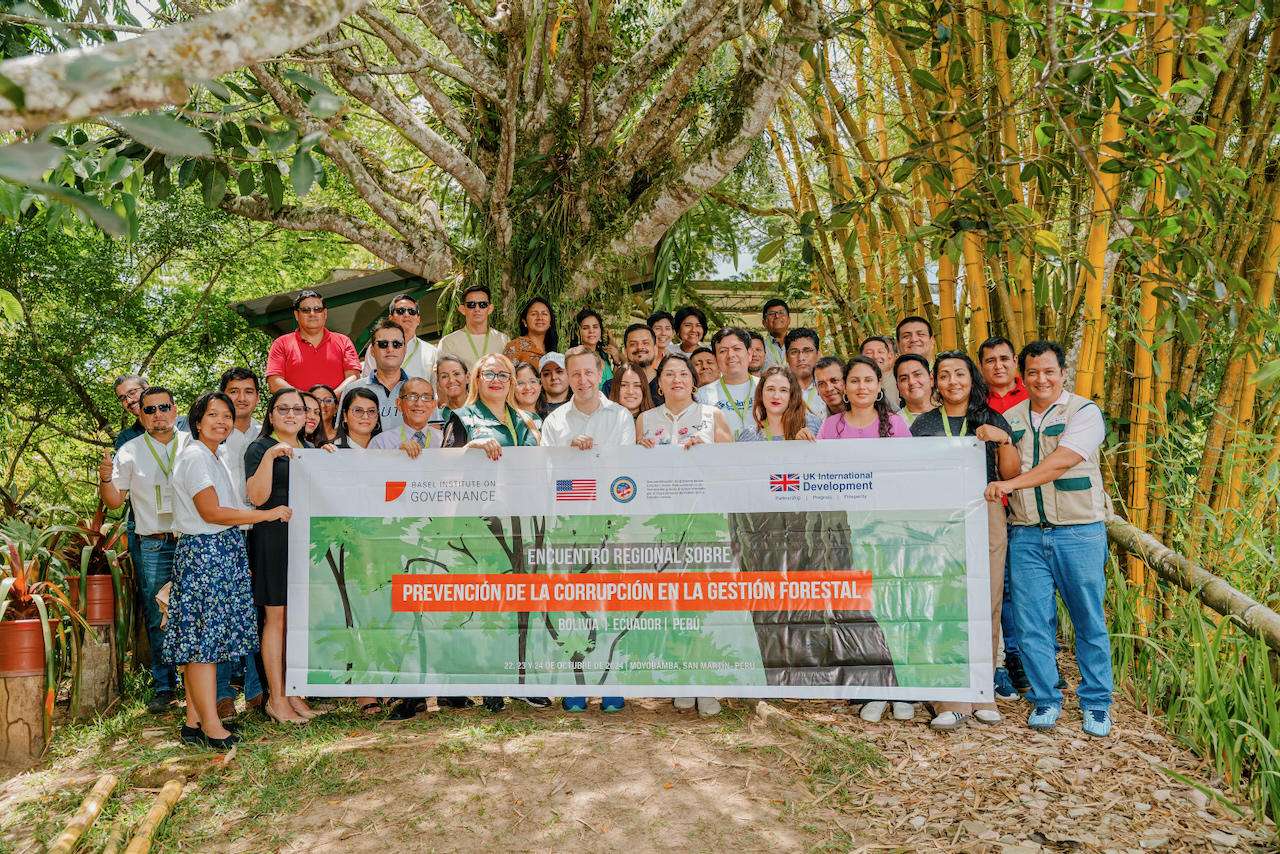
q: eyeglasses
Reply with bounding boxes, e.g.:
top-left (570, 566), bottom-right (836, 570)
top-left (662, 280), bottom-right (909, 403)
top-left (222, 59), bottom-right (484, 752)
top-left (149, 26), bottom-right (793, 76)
top-left (316, 396), bottom-right (337, 405)
top-left (375, 340), bottom-right (405, 350)
top-left (116, 388), bottom-right (142, 403)
top-left (764, 309), bottom-right (789, 319)
top-left (274, 405), bottom-right (306, 415)
top-left (296, 306), bottom-right (325, 315)
top-left (141, 403), bottom-right (173, 414)
top-left (349, 407), bottom-right (379, 417)
top-left (788, 347), bottom-right (818, 357)
top-left (399, 393), bottom-right (434, 403)
top-left (480, 371), bottom-right (511, 382)
top-left (464, 301), bottom-right (490, 309)
top-left (392, 307), bottom-right (419, 316)
top-left (515, 379), bottom-right (540, 389)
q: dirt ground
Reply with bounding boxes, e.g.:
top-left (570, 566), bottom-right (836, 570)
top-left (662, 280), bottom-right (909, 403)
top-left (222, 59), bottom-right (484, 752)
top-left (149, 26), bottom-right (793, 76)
top-left (1, 680), bottom-right (1277, 853)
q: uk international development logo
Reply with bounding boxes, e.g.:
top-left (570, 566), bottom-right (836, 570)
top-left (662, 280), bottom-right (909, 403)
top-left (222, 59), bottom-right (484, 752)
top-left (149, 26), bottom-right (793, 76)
top-left (556, 479), bottom-right (597, 501)
top-left (610, 476), bottom-right (637, 503)
top-left (769, 473), bottom-right (800, 493)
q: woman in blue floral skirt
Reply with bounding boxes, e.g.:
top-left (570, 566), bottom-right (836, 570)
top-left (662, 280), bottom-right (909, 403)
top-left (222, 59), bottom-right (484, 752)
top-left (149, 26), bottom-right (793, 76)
top-left (167, 392), bottom-right (292, 749)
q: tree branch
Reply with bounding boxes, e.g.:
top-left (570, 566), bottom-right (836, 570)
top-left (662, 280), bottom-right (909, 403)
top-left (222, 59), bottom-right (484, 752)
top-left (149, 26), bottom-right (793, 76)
top-left (408, 0), bottom-right (505, 98)
top-left (0, 0), bottom-right (369, 132)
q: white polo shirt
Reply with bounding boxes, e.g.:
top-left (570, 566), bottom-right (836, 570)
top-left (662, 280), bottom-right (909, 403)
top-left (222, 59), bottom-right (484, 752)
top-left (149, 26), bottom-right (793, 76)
top-left (111, 431), bottom-right (191, 536)
top-left (696, 376), bottom-right (759, 439)
top-left (171, 441), bottom-right (239, 536)
top-left (539, 396), bottom-right (636, 447)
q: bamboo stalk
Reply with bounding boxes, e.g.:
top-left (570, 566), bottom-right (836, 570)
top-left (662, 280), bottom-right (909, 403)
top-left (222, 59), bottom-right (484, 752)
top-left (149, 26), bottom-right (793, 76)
top-left (47, 774), bottom-right (119, 854)
top-left (101, 823), bottom-right (127, 854)
top-left (123, 780), bottom-right (183, 854)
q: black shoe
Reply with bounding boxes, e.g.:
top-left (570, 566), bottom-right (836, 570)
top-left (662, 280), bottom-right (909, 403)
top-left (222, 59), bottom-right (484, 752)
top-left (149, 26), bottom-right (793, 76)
top-left (205, 732), bottom-right (239, 750)
top-left (147, 690), bottom-right (176, 715)
top-left (180, 724), bottom-right (205, 745)
top-left (1005, 652), bottom-right (1031, 692)
top-left (1056, 673), bottom-right (1069, 690)
top-left (438, 696), bottom-right (476, 709)
top-left (519, 697), bottom-right (552, 709)
top-left (483, 696), bottom-right (505, 713)
top-left (388, 699), bottom-right (423, 721)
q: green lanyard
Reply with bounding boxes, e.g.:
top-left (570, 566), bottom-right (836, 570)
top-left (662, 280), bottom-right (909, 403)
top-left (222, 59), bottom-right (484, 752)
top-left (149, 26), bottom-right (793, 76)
top-left (718, 378), bottom-right (749, 436)
top-left (803, 385), bottom-right (819, 410)
top-left (143, 434), bottom-right (176, 479)
top-left (767, 337), bottom-right (785, 363)
top-left (902, 409), bottom-right (916, 426)
top-left (941, 414), bottom-right (968, 437)
top-left (399, 425), bottom-right (435, 447)
top-left (467, 329), bottom-right (490, 363)
top-left (763, 421), bottom-right (775, 441)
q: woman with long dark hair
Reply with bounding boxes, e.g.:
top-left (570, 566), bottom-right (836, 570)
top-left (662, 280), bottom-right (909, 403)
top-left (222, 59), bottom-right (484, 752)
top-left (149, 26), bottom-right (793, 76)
top-left (569, 309), bottom-right (617, 388)
top-left (637, 354), bottom-right (731, 448)
top-left (910, 350), bottom-right (1020, 731)
top-left (609, 361), bottom-right (655, 419)
top-left (334, 387), bottom-right (383, 449)
top-left (816, 357), bottom-right (912, 440)
top-left (737, 366), bottom-right (821, 442)
top-left (309, 384), bottom-right (340, 444)
top-left (503, 297), bottom-right (558, 366)
top-left (512, 361), bottom-right (544, 423)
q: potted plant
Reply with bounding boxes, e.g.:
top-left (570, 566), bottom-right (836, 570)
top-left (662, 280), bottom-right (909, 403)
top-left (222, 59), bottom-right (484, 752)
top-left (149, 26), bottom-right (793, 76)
top-left (61, 502), bottom-right (126, 628)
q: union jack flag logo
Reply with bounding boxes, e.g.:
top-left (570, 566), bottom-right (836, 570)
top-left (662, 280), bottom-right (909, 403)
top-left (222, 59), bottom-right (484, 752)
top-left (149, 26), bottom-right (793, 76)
top-left (770, 473), bottom-right (800, 492)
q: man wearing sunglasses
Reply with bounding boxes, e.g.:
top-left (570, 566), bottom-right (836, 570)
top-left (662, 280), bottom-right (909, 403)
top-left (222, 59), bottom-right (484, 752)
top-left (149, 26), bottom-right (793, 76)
top-left (100, 386), bottom-right (190, 714)
top-left (437, 285), bottom-right (509, 370)
top-left (361, 294), bottom-right (440, 382)
top-left (344, 318), bottom-right (409, 432)
top-left (266, 290), bottom-right (362, 395)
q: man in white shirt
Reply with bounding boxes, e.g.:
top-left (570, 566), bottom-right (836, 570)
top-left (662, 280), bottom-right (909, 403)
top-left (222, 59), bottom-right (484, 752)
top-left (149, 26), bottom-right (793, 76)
top-left (436, 285), bottom-right (510, 370)
top-left (540, 347), bottom-right (631, 713)
top-left (540, 347), bottom-right (636, 449)
top-left (362, 293), bottom-right (440, 382)
top-left (784, 327), bottom-right (829, 419)
top-left (215, 366), bottom-right (266, 717)
top-left (346, 318), bottom-right (408, 432)
top-left (695, 328), bottom-right (758, 439)
top-left (99, 386), bottom-right (188, 714)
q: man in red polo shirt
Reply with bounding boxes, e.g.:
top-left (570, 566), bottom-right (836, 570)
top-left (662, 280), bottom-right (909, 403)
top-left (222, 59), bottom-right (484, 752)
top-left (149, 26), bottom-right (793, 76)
top-left (266, 291), bottom-right (362, 394)
top-left (980, 335), bottom-right (1029, 413)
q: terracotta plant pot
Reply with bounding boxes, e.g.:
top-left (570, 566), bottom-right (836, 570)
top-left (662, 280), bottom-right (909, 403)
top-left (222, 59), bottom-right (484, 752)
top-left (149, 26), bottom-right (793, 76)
top-left (68, 575), bottom-right (115, 626)
top-left (0, 618), bottom-right (60, 678)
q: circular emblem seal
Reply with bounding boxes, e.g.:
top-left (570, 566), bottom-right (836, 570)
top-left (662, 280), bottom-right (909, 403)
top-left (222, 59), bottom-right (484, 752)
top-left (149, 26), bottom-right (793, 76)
top-left (610, 476), bottom-right (637, 503)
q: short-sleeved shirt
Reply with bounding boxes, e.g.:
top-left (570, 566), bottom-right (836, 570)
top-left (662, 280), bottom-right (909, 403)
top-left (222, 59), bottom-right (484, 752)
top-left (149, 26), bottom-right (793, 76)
top-left (437, 328), bottom-right (510, 371)
top-left (362, 336), bottom-right (439, 383)
top-left (909, 407), bottom-right (1014, 483)
top-left (221, 420), bottom-right (261, 515)
top-left (171, 441), bottom-right (239, 536)
top-left (761, 336), bottom-right (787, 369)
top-left (112, 432), bottom-right (191, 535)
top-left (637, 403), bottom-right (718, 445)
top-left (737, 413), bottom-right (823, 442)
top-left (115, 416), bottom-right (190, 451)
top-left (502, 336), bottom-right (547, 367)
top-left (696, 377), bottom-right (759, 439)
top-left (539, 396), bottom-right (635, 447)
top-left (454, 401), bottom-right (539, 447)
top-left (1028, 390), bottom-right (1105, 460)
top-left (799, 382), bottom-right (830, 420)
top-left (816, 412), bottom-right (912, 440)
top-left (342, 371), bottom-right (407, 433)
top-left (266, 329), bottom-right (361, 390)
top-left (987, 378), bottom-right (1029, 414)
top-left (244, 436), bottom-right (312, 511)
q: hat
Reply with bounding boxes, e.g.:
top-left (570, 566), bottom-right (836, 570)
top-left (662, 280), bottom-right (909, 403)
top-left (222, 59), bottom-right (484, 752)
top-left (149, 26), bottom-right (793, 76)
top-left (540, 352), bottom-right (565, 371)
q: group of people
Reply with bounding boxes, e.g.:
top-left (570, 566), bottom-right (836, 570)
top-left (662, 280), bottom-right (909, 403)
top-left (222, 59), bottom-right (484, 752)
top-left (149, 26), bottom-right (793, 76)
top-left (101, 284), bottom-right (1114, 749)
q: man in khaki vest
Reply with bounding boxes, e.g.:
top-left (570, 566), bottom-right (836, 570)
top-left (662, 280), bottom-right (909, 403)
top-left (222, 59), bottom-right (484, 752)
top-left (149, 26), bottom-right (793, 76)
top-left (986, 341), bottom-right (1113, 738)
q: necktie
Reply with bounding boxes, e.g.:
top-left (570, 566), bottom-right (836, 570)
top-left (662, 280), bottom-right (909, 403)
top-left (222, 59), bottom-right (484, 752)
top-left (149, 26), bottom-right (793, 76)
top-left (413, 430), bottom-right (427, 446)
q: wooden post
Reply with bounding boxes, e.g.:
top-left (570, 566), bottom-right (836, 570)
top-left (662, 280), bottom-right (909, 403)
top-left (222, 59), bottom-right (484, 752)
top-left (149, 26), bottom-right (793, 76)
top-left (75, 629), bottom-right (119, 718)
top-left (47, 774), bottom-right (119, 854)
top-left (0, 675), bottom-right (45, 766)
top-left (123, 780), bottom-right (183, 854)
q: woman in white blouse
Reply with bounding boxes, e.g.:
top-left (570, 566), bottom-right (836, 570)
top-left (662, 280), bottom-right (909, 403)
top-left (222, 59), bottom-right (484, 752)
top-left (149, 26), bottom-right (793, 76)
top-left (637, 354), bottom-right (731, 448)
top-left (168, 392), bottom-right (291, 749)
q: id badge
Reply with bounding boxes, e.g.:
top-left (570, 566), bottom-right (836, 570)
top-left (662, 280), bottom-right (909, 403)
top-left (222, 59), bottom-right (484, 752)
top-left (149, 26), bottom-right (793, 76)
top-left (156, 483), bottom-right (173, 512)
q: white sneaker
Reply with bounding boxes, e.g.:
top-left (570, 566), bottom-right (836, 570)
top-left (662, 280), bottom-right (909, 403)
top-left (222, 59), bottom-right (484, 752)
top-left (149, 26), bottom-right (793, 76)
top-left (973, 708), bottom-right (1001, 724)
top-left (859, 700), bottom-right (887, 722)
top-left (892, 702), bottom-right (916, 721)
top-left (930, 711), bottom-right (967, 731)
top-left (673, 697), bottom-right (695, 710)
top-left (696, 697), bottom-right (721, 717)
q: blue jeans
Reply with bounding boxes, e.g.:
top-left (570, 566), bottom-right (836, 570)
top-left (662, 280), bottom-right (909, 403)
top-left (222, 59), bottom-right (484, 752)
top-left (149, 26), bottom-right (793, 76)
top-left (217, 655), bottom-right (263, 702)
top-left (1009, 522), bottom-right (1113, 711)
top-left (137, 537), bottom-right (179, 693)
top-left (1001, 530), bottom-right (1018, 655)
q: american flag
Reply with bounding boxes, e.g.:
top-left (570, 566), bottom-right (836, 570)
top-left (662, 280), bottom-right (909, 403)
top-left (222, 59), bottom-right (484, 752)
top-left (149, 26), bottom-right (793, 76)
top-left (770, 473), bottom-right (800, 492)
top-left (556, 479), bottom-right (597, 501)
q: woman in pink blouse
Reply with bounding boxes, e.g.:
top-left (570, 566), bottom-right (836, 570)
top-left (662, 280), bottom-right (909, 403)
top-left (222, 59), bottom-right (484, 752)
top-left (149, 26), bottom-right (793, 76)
top-left (816, 356), bottom-right (912, 440)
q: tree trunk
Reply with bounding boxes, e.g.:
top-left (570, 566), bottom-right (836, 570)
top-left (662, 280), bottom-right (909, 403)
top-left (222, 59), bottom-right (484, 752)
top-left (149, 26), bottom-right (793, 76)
top-left (75, 631), bottom-right (118, 719)
top-left (0, 675), bottom-right (45, 767)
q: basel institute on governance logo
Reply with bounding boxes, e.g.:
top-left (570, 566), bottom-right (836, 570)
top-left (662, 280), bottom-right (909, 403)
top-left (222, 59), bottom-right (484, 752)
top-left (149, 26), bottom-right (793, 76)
top-left (611, 476), bottom-right (637, 503)
top-left (770, 473), bottom-right (800, 492)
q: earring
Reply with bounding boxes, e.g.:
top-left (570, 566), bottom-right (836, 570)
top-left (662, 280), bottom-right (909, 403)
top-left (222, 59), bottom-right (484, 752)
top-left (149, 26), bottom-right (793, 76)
top-left (876, 390), bottom-right (884, 402)
top-left (843, 395), bottom-right (849, 405)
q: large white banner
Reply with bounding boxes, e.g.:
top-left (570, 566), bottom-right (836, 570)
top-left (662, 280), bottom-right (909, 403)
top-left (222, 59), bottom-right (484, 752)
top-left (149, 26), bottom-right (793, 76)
top-left (286, 439), bottom-right (992, 702)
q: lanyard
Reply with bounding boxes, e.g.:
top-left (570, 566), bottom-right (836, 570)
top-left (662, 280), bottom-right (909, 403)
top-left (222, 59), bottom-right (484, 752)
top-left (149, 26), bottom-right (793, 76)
top-left (941, 414), bottom-right (968, 437)
top-left (767, 337), bottom-right (785, 363)
top-left (467, 329), bottom-right (490, 363)
top-left (803, 385), bottom-right (819, 409)
top-left (399, 425), bottom-right (433, 447)
top-left (718, 378), bottom-right (749, 429)
top-left (143, 434), bottom-right (176, 480)
top-left (764, 421), bottom-right (777, 441)
top-left (902, 409), bottom-right (916, 426)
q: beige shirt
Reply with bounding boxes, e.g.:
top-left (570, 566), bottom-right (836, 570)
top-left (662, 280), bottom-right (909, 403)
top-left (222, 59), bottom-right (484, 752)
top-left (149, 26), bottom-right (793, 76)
top-left (437, 328), bottom-right (510, 370)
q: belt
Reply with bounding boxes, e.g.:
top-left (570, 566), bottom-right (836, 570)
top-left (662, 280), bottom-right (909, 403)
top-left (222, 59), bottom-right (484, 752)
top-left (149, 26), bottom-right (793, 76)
top-left (140, 532), bottom-right (178, 541)
top-left (1034, 522), bottom-right (1056, 529)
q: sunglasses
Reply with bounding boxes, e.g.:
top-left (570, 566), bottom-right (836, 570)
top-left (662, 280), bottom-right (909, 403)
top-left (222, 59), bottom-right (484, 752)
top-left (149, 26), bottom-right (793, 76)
top-left (296, 306), bottom-right (325, 315)
top-left (375, 340), bottom-right (405, 349)
top-left (392, 307), bottom-right (419, 316)
top-left (141, 403), bottom-right (173, 414)
top-left (464, 301), bottom-right (490, 309)
top-left (399, 393), bottom-right (434, 403)
top-left (480, 371), bottom-right (512, 382)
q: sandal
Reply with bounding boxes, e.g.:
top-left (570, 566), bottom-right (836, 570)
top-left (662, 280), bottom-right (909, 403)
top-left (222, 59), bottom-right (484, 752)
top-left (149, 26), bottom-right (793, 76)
top-left (360, 702), bottom-right (384, 715)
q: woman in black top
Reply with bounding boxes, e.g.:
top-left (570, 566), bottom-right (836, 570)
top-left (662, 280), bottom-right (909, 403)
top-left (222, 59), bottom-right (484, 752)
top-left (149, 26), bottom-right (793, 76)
top-left (245, 389), bottom-right (334, 724)
top-left (909, 351), bottom-right (1020, 732)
